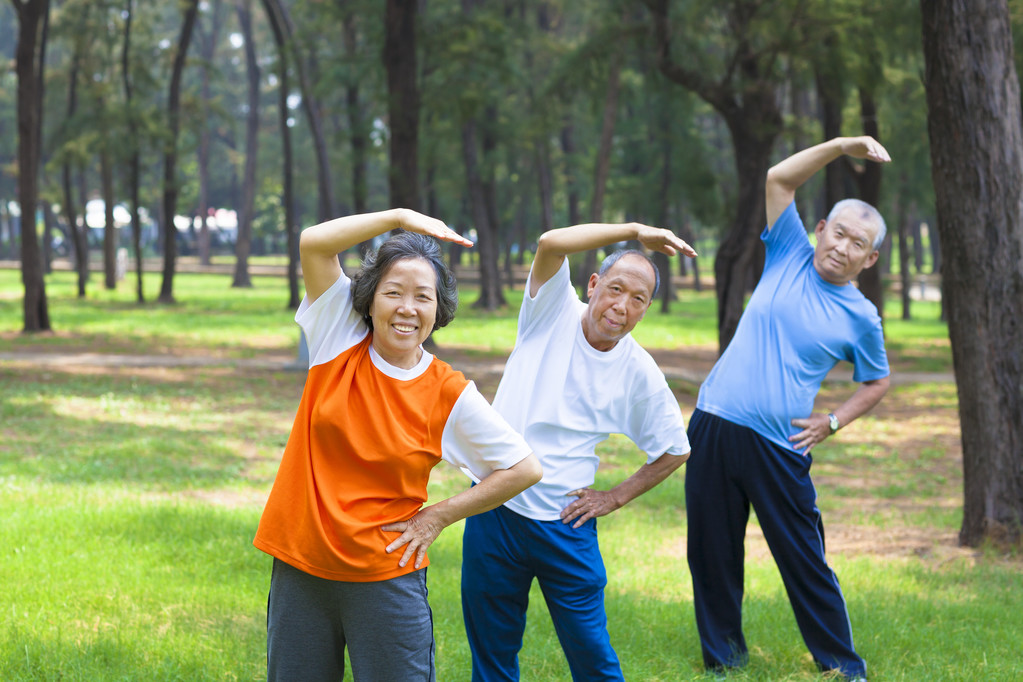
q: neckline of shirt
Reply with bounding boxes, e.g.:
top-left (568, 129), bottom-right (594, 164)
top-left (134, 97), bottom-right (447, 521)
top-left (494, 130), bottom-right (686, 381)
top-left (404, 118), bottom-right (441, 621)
top-left (368, 341), bottom-right (434, 380)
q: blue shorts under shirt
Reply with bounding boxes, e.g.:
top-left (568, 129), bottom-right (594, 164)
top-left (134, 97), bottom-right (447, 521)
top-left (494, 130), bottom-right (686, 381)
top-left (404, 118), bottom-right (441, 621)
top-left (696, 201), bottom-right (889, 451)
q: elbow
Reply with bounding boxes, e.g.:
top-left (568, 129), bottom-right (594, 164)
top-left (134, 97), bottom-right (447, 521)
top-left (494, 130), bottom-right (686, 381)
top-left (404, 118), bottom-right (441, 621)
top-left (874, 375), bottom-right (891, 398)
top-left (518, 453), bottom-right (544, 487)
top-left (535, 231), bottom-right (554, 256)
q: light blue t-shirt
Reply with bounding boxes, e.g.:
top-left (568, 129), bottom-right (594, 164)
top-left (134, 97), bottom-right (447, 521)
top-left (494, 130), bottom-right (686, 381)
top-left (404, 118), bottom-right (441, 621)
top-left (696, 202), bottom-right (890, 452)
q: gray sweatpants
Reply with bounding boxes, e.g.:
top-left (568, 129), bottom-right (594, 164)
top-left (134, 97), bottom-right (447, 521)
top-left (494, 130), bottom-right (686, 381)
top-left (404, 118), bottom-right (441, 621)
top-left (266, 558), bottom-right (436, 681)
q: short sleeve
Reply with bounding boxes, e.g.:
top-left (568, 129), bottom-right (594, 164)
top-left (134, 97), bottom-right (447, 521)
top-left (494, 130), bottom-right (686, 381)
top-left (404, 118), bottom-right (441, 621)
top-left (625, 385), bottom-right (691, 464)
top-left (518, 259), bottom-right (577, 339)
top-left (850, 323), bottom-right (890, 383)
top-left (295, 272), bottom-right (369, 368)
top-left (763, 201), bottom-right (814, 269)
top-left (441, 382), bottom-right (533, 480)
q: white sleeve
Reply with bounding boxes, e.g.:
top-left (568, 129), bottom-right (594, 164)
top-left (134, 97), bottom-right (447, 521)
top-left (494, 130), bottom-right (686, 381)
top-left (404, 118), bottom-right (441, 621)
top-left (518, 259), bottom-right (577, 339)
top-left (295, 272), bottom-right (369, 368)
top-left (441, 382), bottom-right (533, 481)
top-left (626, 385), bottom-right (691, 464)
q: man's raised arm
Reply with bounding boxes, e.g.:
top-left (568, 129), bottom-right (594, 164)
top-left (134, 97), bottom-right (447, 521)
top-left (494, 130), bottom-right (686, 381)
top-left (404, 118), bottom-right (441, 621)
top-left (765, 137), bottom-right (891, 229)
top-left (529, 223), bottom-right (697, 297)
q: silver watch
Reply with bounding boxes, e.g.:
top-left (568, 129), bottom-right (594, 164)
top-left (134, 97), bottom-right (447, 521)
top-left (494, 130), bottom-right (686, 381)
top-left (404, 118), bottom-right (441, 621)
top-left (827, 413), bottom-right (840, 434)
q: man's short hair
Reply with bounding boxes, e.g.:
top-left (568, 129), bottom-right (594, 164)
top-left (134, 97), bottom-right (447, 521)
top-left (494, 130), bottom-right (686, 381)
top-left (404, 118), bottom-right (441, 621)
top-left (598, 249), bottom-right (660, 298)
top-left (351, 231), bottom-right (459, 332)
top-left (827, 199), bottom-right (887, 250)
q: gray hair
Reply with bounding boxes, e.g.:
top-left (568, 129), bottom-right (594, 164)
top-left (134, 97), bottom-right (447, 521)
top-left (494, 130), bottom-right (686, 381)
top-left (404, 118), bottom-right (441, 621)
top-left (598, 249), bottom-right (660, 298)
top-left (827, 199), bottom-right (887, 250)
top-left (351, 231), bottom-right (458, 332)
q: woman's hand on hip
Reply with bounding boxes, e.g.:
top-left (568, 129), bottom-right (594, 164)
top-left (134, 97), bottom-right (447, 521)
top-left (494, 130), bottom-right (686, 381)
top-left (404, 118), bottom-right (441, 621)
top-left (381, 506), bottom-right (446, 569)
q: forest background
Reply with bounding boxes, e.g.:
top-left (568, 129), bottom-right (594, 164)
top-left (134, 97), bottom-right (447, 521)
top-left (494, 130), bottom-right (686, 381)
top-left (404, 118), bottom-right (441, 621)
top-left (1, 0), bottom-right (1022, 679)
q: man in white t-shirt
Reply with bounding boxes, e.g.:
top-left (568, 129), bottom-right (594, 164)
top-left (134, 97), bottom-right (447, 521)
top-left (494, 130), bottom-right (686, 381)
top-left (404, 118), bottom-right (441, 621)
top-left (461, 222), bottom-right (697, 681)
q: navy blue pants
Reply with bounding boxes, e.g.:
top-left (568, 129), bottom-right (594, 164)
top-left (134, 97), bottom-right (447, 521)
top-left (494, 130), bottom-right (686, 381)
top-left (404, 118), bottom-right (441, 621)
top-left (461, 504), bottom-right (623, 682)
top-left (685, 409), bottom-right (866, 678)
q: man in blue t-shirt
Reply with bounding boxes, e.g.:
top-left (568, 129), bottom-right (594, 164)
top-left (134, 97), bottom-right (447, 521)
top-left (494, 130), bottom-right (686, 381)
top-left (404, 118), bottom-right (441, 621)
top-left (687, 136), bottom-right (892, 681)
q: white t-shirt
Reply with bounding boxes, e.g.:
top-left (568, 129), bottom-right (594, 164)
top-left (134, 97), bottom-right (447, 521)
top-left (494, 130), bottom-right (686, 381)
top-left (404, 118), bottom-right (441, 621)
top-left (298, 272), bottom-right (532, 480)
top-left (491, 259), bottom-right (690, 520)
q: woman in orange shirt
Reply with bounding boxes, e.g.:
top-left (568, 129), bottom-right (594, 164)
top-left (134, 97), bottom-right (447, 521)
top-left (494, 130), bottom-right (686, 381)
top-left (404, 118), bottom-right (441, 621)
top-left (254, 209), bottom-right (541, 681)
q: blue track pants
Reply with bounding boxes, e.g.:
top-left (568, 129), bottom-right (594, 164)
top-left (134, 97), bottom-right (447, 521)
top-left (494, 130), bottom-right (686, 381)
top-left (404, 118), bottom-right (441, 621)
top-left (461, 504), bottom-right (624, 681)
top-left (685, 409), bottom-right (866, 678)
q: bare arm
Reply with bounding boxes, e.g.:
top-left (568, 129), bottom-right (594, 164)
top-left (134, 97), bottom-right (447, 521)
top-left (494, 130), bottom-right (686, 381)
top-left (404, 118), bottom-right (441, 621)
top-left (380, 454), bottom-right (543, 568)
top-left (529, 222), bottom-right (697, 297)
top-left (789, 376), bottom-right (890, 454)
top-left (559, 450), bottom-right (689, 529)
top-left (299, 208), bottom-right (473, 303)
top-left (765, 136), bottom-right (891, 229)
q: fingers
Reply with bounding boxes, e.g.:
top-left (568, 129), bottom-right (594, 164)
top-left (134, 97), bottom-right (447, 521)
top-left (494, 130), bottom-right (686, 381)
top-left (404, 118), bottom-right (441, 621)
top-left (845, 136), bottom-right (891, 163)
top-left (396, 209), bottom-right (475, 247)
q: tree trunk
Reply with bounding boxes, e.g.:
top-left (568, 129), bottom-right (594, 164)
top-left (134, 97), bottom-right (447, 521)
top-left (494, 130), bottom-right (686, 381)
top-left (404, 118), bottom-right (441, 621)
top-left (62, 26), bottom-right (87, 298)
top-left (815, 51), bottom-right (847, 211)
top-left (462, 119), bottom-right (503, 310)
top-left (122, 0), bottom-right (144, 302)
top-left (854, 87), bottom-right (885, 316)
top-left (13, 0), bottom-right (51, 332)
top-left (261, 0), bottom-right (299, 309)
top-left (232, 0), bottom-right (258, 289)
top-left (656, 103), bottom-right (674, 313)
top-left (102, 149), bottom-right (117, 289)
top-left (561, 121), bottom-right (581, 227)
top-left (342, 9), bottom-right (368, 217)
top-left (384, 0), bottom-right (420, 210)
top-left (896, 188), bottom-right (913, 321)
top-left (921, 0), bottom-right (1023, 546)
top-left (647, 0), bottom-right (783, 351)
top-left (158, 0), bottom-right (200, 304)
top-left (263, 0), bottom-right (333, 222)
top-left (714, 121), bottom-right (776, 351)
top-left (196, 0), bottom-right (223, 266)
top-left (580, 49), bottom-right (623, 300)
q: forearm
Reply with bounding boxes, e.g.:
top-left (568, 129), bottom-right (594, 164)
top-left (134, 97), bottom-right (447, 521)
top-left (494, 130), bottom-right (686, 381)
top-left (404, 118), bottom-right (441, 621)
top-left (537, 223), bottom-right (643, 258)
top-left (767, 138), bottom-right (847, 197)
top-left (609, 452), bottom-right (688, 508)
top-left (832, 376), bottom-right (890, 431)
top-left (426, 455), bottom-right (543, 528)
top-left (300, 208), bottom-right (405, 258)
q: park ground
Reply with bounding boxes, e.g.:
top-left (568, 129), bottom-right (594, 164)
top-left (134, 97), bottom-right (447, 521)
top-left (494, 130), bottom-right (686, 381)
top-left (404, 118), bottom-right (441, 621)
top-left (1, 267), bottom-right (1020, 680)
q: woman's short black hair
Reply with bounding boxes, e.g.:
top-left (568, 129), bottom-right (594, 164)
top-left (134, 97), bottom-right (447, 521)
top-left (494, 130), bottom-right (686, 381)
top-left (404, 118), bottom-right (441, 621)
top-left (351, 231), bottom-right (458, 332)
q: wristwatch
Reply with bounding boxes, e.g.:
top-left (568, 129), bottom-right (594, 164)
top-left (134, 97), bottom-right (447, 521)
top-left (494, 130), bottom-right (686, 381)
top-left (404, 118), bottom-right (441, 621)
top-left (827, 413), bottom-right (840, 434)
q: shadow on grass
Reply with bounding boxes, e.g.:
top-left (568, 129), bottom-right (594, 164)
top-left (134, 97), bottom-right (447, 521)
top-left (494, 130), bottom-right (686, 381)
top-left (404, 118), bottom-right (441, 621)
top-left (0, 366), bottom-right (300, 491)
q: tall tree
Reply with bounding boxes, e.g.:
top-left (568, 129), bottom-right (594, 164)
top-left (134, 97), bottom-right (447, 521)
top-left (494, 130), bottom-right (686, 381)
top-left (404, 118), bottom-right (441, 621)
top-left (260, 0), bottom-right (299, 308)
top-left (122, 0), bottom-right (145, 302)
top-left (61, 5), bottom-right (88, 299)
top-left (383, 0), bottom-right (421, 211)
top-left (232, 0), bottom-right (259, 289)
top-left (921, 0), bottom-right (1023, 546)
top-left (644, 0), bottom-right (797, 352)
top-left (263, 0), bottom-right (334, 222)
top-left (11, 0), bottom-right (51, 332)
top-left (195, 0), bottom-right (224, 267)
top-left (158, 0), bottom-right (200, 304)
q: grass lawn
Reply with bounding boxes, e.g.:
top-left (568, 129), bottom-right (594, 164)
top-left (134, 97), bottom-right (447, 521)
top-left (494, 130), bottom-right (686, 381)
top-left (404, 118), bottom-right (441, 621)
top-left (1, 267), bottom-right (1018, 681)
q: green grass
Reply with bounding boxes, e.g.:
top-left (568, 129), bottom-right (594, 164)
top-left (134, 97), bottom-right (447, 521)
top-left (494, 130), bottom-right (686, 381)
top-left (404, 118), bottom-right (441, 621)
top-left (2, 265), bottom-right (1016, 681)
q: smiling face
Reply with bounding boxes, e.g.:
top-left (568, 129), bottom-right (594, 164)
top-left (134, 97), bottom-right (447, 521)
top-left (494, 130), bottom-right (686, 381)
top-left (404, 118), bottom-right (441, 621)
top-left (813, 207), bottom-right (881, 285)
top-left (581, 254), bottom-right (656, 352)
top-left (369, 257), bottom-right (439, 369)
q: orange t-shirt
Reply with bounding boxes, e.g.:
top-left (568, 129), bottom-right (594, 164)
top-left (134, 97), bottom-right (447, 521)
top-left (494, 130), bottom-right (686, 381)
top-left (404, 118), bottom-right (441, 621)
top-left (254, 335), bottom-right (470, 582)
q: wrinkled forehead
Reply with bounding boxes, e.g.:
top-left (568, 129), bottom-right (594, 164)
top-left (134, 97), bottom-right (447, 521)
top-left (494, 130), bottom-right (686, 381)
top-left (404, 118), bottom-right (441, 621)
top-left (826, 206), bottom-right (881, 244)
top-left (602, 254), bottom-right (657, 294)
